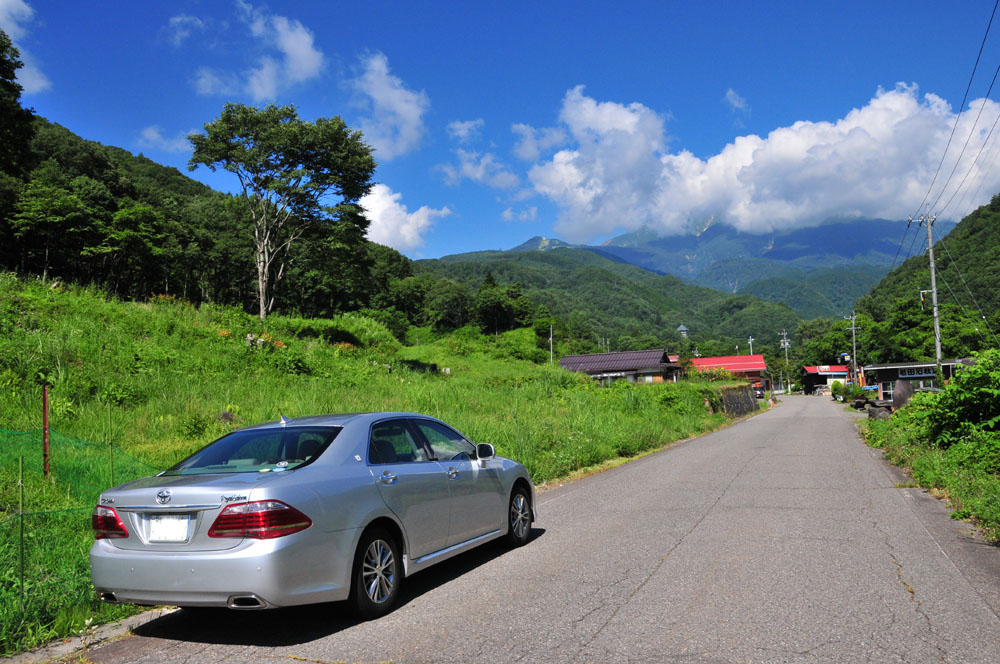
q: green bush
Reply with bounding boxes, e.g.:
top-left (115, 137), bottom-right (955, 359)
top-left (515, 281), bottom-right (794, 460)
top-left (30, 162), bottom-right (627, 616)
top-left (928, 349), bottom-right (1000, 447)
top-left (861, 368), bottom-right (1000, 542)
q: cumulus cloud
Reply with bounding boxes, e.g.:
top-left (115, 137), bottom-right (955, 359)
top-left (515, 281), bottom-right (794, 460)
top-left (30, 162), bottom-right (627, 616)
top-left (194, 67), bottom-right (239, 95)
top-left (237, 2), bottom-right (323, 100)
top-left (440, 149), bottom-right (519, 189)
top-left (447, 118), bottom-right (484, 143)
top-left (138, 126), bottom-right (192, 153)
top-left (724, 88), bottom-right (748, 111)
top-left (501, 206), bottom-right (538, 222)
top-left (512, 123), bottom-right (567, 161)
top-left (190, 1), bottom-right (323, 100)
top-left (350, 53), bottom-right (429, 160)
top-left (0, 0), bottom-right (50, 93)
top-left (362, 183), bottom-right (451, 251)
top-left (167, 14), bottom-right (205, 47)
top-left (528, 84), bottom-right (1000, 242)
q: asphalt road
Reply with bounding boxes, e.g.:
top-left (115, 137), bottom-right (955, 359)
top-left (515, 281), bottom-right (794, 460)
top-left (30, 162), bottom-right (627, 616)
top-left (67, 395), bottom-right (1000, 663)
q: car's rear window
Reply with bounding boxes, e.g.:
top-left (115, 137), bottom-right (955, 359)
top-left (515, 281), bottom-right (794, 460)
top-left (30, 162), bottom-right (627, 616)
top-left (162, 426), bottom-right (341, 475)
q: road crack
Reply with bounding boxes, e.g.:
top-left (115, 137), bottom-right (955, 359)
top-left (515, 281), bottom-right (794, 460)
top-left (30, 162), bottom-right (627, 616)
top-left (571, 445), bottom-right (767, 661)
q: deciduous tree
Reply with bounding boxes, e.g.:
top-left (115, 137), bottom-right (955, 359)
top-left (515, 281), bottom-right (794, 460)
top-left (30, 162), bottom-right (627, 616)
top-left (189, 103), bottom-right (376, 322)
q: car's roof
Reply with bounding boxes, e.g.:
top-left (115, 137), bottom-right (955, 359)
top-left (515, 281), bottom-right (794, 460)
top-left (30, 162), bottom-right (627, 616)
top-left (240, 412), bottom-right (438, 431)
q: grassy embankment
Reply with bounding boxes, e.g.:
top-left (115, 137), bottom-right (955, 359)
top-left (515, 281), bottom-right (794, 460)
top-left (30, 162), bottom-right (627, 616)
top-left (0, 273), bottom-right (735, 655)
top-left (862, 349), bottom-right (1000, 543)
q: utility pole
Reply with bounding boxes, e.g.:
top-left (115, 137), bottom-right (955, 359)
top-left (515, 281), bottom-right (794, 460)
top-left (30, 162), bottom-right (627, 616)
top-left (844, 313), bottom-right (859, 386)
top-left (747, 335), bottom-right (754, 355)
top-left (779, 331), bottom-right (791, 394)
top-left (915, 215), bottom-right (943, 372)
top-left (549, 324), bottom-right (553, 365)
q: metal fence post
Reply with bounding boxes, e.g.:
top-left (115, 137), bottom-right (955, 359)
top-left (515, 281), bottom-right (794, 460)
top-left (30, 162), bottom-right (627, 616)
top-left (43, 385), bottom-right (50, 477)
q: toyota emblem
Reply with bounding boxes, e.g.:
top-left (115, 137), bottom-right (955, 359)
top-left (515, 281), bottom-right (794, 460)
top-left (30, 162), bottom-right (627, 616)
top-left (155, 489), bottom-right (172, 505)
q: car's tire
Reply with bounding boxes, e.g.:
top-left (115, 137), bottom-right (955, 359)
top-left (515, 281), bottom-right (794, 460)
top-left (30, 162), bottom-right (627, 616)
top-left (505, 486), bottom-right (532, 547)
top-left (350, 526), bottom-right (401, 619)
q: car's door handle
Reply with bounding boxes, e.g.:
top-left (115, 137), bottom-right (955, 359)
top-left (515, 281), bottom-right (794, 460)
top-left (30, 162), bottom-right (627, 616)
top-left (380, 471), bottom-right (397, 485)
top-left (447, 468), bottom-right (459, 479)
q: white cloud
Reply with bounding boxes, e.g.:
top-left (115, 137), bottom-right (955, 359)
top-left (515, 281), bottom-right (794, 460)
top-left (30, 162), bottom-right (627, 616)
top-left (501, 206), bottom-right (537, 222)
top-left (362, 183), bottom-right (450, 251)
top-left (447, 118), bottom-right (484, 143)
top-left (529, 84), bottom-right (1000, 242)
top-left (350, 52), bottom-right (429, 160)
top-left (440, 149), bottom-right (519, 189)
top-left (512, 123), bottom-right (567, 161)
top-left (138, 126), bottom-right (192, 153)
top-left (0, 0), bottom-right (50, 93)
top-left (194, 67), bottom-right (239, 95)
top-left (0, 0), bottom-right (31, 40)
top-left (191, 1), bottom-right (323, 100)
top-left (167, 15), bottom-right (205, 47)
top-left (724, 88), bottom-right (748, 111)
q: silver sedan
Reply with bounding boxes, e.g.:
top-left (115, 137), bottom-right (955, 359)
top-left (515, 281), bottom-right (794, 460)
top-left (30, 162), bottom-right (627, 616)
top-left (90, 412), bottom-right (536, 618)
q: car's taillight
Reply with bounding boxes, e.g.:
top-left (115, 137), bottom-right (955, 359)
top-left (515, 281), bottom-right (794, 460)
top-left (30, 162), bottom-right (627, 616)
top-left (207, 500), bottom-right (312, 539)
top-left (92, 505), bottom-right (129, 539)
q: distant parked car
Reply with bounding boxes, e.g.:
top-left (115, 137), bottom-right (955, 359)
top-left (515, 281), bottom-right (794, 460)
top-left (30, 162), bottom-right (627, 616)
top-left (753, 386), bottom-right (765, 398)
top-left (90, 412), bottom-right (536, 618)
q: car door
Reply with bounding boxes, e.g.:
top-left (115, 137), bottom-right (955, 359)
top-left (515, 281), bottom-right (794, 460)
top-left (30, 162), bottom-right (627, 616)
top-left (368, 419), bottom-right (450, 558)
top-left (412, 418), bottom-right (505, 546)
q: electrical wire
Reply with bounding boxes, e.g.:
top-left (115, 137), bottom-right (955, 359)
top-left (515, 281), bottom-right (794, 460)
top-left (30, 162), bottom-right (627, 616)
top-left (937, 232), bottom-right (1000, 343)
top-left (914, 0), bottom-right (1000, 219)
top-left (929, 59), bottom-right (1000, 215)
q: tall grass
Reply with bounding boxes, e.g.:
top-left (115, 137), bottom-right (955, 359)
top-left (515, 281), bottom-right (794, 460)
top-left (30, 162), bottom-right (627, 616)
top-left (0, 274), bottom-right (730, 654)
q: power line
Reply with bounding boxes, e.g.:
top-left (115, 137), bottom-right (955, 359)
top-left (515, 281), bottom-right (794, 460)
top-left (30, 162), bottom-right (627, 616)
top-left (929, 60), bottom-right (1000, 215)
top-left (936, 234), bottom-right (1000, 344)
top-left (913, 0), bottom-right (1000, 220)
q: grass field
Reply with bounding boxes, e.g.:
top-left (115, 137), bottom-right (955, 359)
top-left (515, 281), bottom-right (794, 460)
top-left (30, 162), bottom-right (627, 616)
top-left (0, 274), bottom-right (735, 655)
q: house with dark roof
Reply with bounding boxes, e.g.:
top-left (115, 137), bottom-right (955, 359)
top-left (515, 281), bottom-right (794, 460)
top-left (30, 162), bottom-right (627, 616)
top-left (558, 349), bottom-right (681, 385)
top-left (689, 354), bottom-right (770, 392)
top-left (862, 359), bottom-right (970, 402)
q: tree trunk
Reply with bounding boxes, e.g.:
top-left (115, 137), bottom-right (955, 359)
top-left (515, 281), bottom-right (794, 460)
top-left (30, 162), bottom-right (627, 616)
top-left (257, 245), bottom-right (268, 324)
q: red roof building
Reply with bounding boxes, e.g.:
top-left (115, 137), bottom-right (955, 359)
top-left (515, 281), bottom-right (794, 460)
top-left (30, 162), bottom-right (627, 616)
top-left (802, 365), bottom-right (849, 394)
top-left (689, 354), bottom-right (770, 391)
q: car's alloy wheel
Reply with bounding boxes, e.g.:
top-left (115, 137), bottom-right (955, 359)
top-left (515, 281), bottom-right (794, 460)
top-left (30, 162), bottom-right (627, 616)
top-left (362, 539), bottom-right (395, 604)
top-left (507, 489), bottom-right (531, 546)
top-left (352, 527), bottom-right (400, 618)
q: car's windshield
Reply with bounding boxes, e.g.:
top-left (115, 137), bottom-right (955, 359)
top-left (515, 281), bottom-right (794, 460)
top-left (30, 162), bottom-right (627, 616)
top-left (163, 426), bottom-right (341, 475)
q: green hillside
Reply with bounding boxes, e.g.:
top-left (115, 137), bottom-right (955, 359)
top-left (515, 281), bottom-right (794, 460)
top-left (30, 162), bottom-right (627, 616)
top-left (417, 247), bottom-right (803, 347)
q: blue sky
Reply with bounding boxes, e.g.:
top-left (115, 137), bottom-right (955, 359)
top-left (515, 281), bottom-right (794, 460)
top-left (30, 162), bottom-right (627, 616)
top-left (5, 1), bottom-right (1000, 258)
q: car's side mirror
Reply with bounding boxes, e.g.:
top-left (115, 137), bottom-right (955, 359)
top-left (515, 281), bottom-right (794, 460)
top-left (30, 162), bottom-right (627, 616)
top-left (476, 443), bottom-right (495, 464)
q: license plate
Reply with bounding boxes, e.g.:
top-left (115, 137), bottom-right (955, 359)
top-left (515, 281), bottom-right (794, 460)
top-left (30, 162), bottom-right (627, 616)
top-left (148, 514), bottom-right (190, 542)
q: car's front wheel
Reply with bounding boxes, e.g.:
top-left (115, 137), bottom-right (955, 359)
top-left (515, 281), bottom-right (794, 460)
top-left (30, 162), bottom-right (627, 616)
top-left (351, 527), bottom-right (401, 619)
top-left (505, 486), bottom-right (532, 547)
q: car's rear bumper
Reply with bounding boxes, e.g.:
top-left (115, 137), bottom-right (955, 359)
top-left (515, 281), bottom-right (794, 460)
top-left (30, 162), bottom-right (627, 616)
top-left (90, 526), bottom-right (360, 608)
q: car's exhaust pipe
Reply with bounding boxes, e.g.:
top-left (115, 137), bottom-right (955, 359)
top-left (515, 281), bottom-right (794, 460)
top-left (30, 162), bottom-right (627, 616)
top-left (99, 591), bottom-right (119, 603)
top-left (227, 594), bottom-right (266, 609)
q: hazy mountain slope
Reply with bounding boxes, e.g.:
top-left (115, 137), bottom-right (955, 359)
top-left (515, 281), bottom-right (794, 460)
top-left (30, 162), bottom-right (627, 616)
top-left (417, 247), bottom-right (801, 342)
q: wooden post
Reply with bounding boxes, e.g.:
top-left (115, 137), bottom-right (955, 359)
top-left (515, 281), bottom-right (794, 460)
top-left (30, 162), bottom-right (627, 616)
top-left (42, 384), bottom-right (50, 477)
